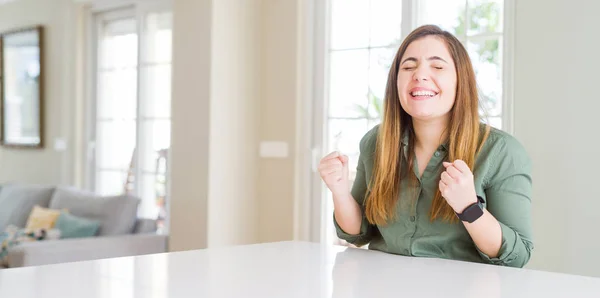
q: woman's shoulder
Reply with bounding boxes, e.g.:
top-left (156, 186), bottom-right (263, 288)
top-left (359, 124), bottom-right (380, 153)
top-left (479, 124), bottom-right (532, 178)
top-left (482, 124), bottom-right (528, 157)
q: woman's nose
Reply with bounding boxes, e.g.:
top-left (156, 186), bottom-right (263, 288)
top-left (413, 67), bottom-right (429, 81)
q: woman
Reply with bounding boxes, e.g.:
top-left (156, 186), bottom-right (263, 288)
top-left (318, 25), bottom-right (533, 268)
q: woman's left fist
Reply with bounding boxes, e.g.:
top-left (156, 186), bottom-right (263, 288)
top-left (439, 159), bottom-right (478, 213)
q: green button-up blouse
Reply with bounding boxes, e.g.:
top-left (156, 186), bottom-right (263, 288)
top-left (334, 124), bottom-right (533, 268)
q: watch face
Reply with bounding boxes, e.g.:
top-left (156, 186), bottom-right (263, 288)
top-left (463, 203), bottom-right (484, 223)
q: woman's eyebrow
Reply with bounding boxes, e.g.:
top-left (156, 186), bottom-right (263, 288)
top-left (401, 56), bottom-right (448, 65)
top-left (428, 56), bottom-right (448, 63)
top-left (400, 57), bottom-right (417, 65)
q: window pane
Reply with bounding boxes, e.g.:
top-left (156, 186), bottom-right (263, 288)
top-left (417, 0), bottom-right (465, 36)
top-left (140, 64), bottom-right (171, 118)
top-left (468, 37), bottom-right (502, 117)
top-left (92, 9), bottom-right (173, 229)
top-left (467, 0), bottom-right (503, 36)
top-left (137, 11), bottom-right (172, 225)
top-left (329, 49), bottom-right (369, 118)
top-left (483, 116), bottom-right (502, 130)
top-left (96, 170), bottom-right (128, 196)
top-left (99, 18), bottom-right (137, 69)
top-left (96, 120), bottom-right (136, 170)
top-left (143, 12), bottom-right (172, 64)
top-left (369, 0), bottom-right (402, 47)
top-left (139, 173), bottom-right (161, 218)
top-left (328, 119), bottom-right (368, 181)
top-left (330, 0), bottom-right (369, 49)
top-left (368, 118), bottom-right (382, 131)
top-left (97, 69), bottom-right (137, 119)
top-left (140, 119), bottom-right (171, 172)
top-left (368, 47), bottom-right (396, 119)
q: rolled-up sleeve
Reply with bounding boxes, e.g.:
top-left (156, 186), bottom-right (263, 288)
top-left (333, 129), bottom-right (377, 247)
top-left (480, 135), bottom-right (534, 267)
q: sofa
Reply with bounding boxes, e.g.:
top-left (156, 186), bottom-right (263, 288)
top-left (0, 183), bottom-right (168, 268)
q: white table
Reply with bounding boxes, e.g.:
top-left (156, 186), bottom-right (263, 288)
top-left (0, 241), bottom-right (599, 297)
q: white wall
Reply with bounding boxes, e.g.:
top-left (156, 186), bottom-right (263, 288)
top-left (514, 0), bottom-right (600, 277)
top-left (169, 0), bottom-right (263, 250)
top-left (169, 0), bottom-right (212, 251)
top-left (207, 0), bottom-right (261, 247)
top-left (0, 0), bottom-right (80, 185)
top-left (171, 0), bottom-right (301, 248)
top-left (257, 0), bottom-right (298, 243)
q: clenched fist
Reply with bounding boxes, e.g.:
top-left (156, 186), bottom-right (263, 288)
top-left (318, 151), bottom-right (350, 197)
top-left (439, 160), bottom-right (478, 213)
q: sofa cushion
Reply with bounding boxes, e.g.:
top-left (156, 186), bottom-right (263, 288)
top-left (0, 185), bottom-right (56, 231)
top-left (49, 187), bottom-right (140, 236)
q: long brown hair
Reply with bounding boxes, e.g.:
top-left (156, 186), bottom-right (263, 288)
top-left (365, 25), bottom-right (489, 225)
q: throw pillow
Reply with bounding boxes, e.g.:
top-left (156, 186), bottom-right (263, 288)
top-left (25, 205), bottom-right (62, 231)
top-left (55, 212), bottom-right (100, 239)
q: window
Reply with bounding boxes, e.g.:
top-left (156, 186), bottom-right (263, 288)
top-left (90, 6), bottom-right (172, 232)
top-left (321, 0), bottom-right (510, 245)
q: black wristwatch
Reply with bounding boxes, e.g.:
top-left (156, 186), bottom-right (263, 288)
top-left (456, 196), bottom-right (485, 223)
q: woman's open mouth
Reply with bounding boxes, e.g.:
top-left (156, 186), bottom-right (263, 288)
top-left (410, 90), bottom-right (439, 100)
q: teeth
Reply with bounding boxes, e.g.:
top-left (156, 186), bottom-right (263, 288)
top-left (411, 90), bottom-right (436, 97)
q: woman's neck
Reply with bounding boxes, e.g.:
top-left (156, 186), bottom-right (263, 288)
top-left (412, 117), bottom-right (449, 152)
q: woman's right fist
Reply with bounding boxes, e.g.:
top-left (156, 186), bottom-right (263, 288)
top-left (318, 151), bottom-right (350, 197)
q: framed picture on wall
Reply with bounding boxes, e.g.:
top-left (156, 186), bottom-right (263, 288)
top-left (0, 25), bottom-right (44, 148)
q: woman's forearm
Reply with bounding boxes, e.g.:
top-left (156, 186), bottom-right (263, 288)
top-left (333, 193), bottom-right (363, 235)
top-left (462, 210), bottom-right (502, 258)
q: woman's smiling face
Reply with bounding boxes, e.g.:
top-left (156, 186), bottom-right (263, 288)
top-left (396, 35), bottom-right (457, 121)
